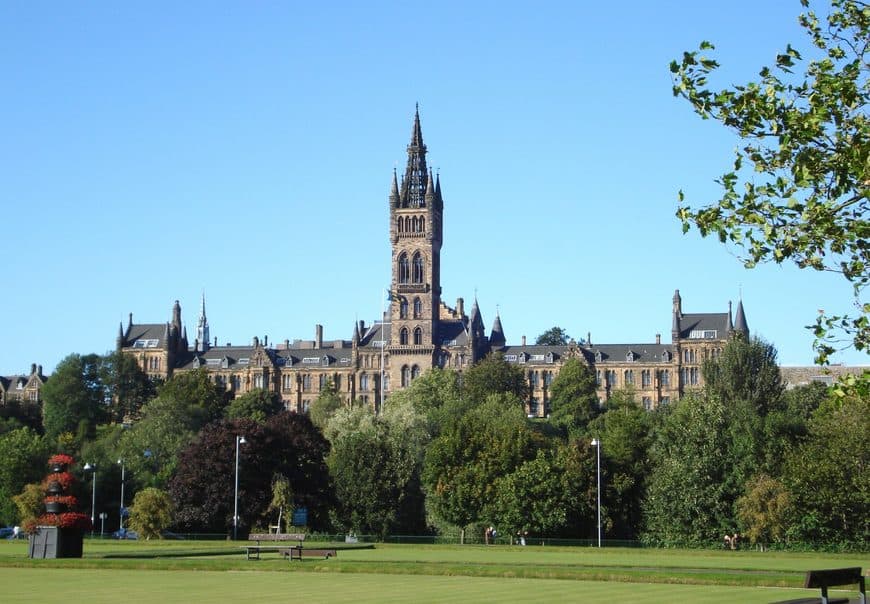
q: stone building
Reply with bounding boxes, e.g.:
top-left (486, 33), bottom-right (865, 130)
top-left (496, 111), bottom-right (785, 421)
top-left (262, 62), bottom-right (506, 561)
top-left (0, 363), bottom-right (47, 405)
top-left (117, 108), bottom-right (750, 414)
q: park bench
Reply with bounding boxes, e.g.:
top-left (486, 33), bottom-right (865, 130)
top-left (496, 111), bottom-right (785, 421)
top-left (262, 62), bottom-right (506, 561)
top-left (244, 533), bottom-right (305, 560)
top-left (773, 567), bottom-right (865, 604)
top-left (281, 547), bottom-right (337, 561)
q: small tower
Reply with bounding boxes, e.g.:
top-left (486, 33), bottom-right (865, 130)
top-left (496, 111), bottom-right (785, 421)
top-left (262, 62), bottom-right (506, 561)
top-left (197, 292), bottom-right (210, 353)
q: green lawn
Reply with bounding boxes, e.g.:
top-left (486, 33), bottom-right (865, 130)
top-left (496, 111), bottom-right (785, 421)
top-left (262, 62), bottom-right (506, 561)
top-left (0, 539), bottom-right (865, 603)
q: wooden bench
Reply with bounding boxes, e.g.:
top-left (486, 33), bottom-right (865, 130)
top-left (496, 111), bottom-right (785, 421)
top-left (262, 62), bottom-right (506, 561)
top-left (244, 533), bottom-right (305, 560)
top-left (281, 547), bottom-right (337, 561)
top-left (773, 567), bottom-right (866, 604)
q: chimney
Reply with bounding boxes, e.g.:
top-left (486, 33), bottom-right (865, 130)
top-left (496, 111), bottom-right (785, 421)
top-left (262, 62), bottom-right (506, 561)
top-left (253, 336), bottom-right (259, 347)
top-left (214, 336), bottom-right (218, 347)
top-left (194, 338), bottom-right (200, 352)
top-left (37, 365), bottom-right (43, 377)
top-left (456, 297), bottom-right (465, 316)
top-left (359, 320), bottom-right (365, 335)
top-left (30, 363), bottom-right (36, 375)
top-left (284, 339), bottom-right (290, 349)
top-left (264, 335), bottom-right (269, 347)
top-left (315, 324), bottom-right (323, 348)
top-left (656, 333), bottom-right (661, 345)
top-left (521, 335), bottom-right (526, 346)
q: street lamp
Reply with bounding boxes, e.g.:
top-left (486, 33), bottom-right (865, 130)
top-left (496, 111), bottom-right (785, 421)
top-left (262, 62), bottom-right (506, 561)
top-left (233, 435), bottom-right (247, 540)
top-left (590, 438), bottom-right (601, 548)
top-left (118, 459), bottom-right (126, 533)
top-left (83, 463), bottom-right (97, 534)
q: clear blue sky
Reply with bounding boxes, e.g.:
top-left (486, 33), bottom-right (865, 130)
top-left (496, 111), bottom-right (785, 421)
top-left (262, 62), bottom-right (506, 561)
top-left (1, 0), bottom-right (865, 375)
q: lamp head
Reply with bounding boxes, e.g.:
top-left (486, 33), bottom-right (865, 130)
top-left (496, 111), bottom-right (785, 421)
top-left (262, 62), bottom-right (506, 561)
top-left (591, 438), bottom-right (599, 446)
top-left (84, 463), bottom-right (96, 471)
top-left (239, 436), bottom-right (247, 445)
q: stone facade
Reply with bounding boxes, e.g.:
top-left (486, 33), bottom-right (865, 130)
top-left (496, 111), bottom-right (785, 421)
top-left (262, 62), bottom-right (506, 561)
top-left (0, 363), bottom-right (47, 406)
top-left (116, 109), bottom-right (752, 415)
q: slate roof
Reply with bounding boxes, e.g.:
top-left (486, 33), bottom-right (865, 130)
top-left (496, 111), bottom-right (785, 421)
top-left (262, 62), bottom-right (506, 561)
top-left (439, 320), bottom-right (470, 346)
top-left (123, 323), bottom-right (169, 348)
top-left (587, 343), bottom-right (674, 363)
top-left (676, 313), bottom-right (730, 339)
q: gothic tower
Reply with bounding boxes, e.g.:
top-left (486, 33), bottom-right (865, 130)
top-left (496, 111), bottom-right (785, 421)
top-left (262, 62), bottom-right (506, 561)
top-left (387, 106), bottom-right (444, 391)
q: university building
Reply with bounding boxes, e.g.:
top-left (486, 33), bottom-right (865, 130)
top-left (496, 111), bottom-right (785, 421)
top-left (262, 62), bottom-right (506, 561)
top-left (116, 109), bottom-right (750, 415)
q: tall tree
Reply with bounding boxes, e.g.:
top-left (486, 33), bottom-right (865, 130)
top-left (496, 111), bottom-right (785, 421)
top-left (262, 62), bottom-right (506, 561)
top-left (703, 335), bottom-right (784, 416)
top-left (0, 428), bottom-right (50, 524)
top-left (128, 487), bottom-right (173, 540)
top-left (41, 353), bottom-right (105, 441)
top-left (535, 327), bottom-right (571, 346)
top-left (460, 353), bottom-right (529, 408)
top-left (156, 368), bottom-right (229, 424)
top-left (548, 357), bottom-right (600, 438)
top-left (100, 351), bottom-right (156, 423)
top-left (308, 379), bottom-right (343, 430)
top-left (224, 388), bottom-right (284, 423)
top-left (671, 0), bottom-right (869, 362)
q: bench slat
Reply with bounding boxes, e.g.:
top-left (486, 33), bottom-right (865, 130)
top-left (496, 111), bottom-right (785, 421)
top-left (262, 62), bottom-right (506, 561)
top-left (805, 568), bottom-right (863, 589)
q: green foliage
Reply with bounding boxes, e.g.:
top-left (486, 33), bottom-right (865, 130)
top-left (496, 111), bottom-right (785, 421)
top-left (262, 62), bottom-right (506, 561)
top-left (460, 353), bottom-right (529, 408)
top-left (41, 353), bottom-right (105, 441)
top-left (224, 388), bottom-right (284, 423)
top-left (0, 428), bottom-right (50, 524)
top-left (267, 474), bottom-right (294, 532)
top-left (736, 474), bottom-right (792, 550)
top-left (423, 394), bottom-right (540, 536)
top-left (308, 379), bottom-right (344, 430)
top-left (157, 368), bottom-right (230, 424)
top-left (548, 358), bottom-right (600, 438)
top-left (672, 0), bottom-right (869, 362)
top-left (702, 336), bottom-right (784, 416)
top-left (128, 487), bottom-right (173, 540)
top-left (12, 482), bottom-right (43, 528)
top-left (100, 351), bottom-right (156, 422)
top-left (782, 386), bottom-right (869, 546)
top-left (535, 326), bottom-right (571, 346)
top-left (386, 367), bottom-right (461, 436)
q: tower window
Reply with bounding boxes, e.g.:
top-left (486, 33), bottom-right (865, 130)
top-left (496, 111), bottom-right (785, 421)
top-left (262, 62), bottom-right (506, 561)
top-left (401, 365), bottom-right (411, 387)
top-left (398, 253), bottom-right (410, 284)
top-left (413, 297), bottom-right (422, 318)
top-left (400, 299), bottom-right (408, 319)
top-left (411, 365), bottom-right (421, 380)
top-left (412, 252), bottom-right (424, 283)
top-left (413, 327), bottom-right (423, 345)
top-left (400, 328), bottom-right (409, 345)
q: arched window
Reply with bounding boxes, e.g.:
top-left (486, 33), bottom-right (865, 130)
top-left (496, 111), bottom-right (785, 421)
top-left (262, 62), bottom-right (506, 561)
top-left (398, 253), bottom-right (410, 283)
top-left (399, 299), bottom-right (408, 319)
top-left (400, 328), bottom-right (409, 345)
top-left (413, 297), bottom-right (422, 318)
top-left (360, 373), bottom-right (369, 391)
top-left (319, 374), bottom-right (327, 390)
top-left (412, 216), bottom-right (419, 232)
top-left (397, 217), bottom-right (403, 233)
top-left (412, 252), bottom-right (424, 283)
top-left (401, 365), bottom-right (411, 387)
top-left (624, 370), bottom-right (634, 385)
top-left (411, 365), bottom-right (421, 380)
top-left (413, 327), bottom-right (423, 345)
top-left (302, 374), bottom-right (311, 391)
top-left (420, 216), bottom-right (425, 232)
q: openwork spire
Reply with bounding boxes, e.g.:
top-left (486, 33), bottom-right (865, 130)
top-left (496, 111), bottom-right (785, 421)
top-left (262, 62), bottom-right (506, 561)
top-left (399, 105), bottom-right (429, 209)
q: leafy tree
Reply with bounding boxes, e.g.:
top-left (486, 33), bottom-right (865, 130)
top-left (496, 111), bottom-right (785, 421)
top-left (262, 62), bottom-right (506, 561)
top-left (535, 326), bottom-right (571, 346)
top-left (702, 336), bottom-right (784, 416)
top-left (782, 386), bottom-right (869, 546)
top-left (170, 413), bottom-right (333, 534)
top-left (0, 397), bottom-right (43, 435)
top-left (736, 474), bottom-right (792, 551)
top-left (385, 367), bottom-right (461, 436)
top-left (460, 353), bottom-right (529, 408)
top-left (267, 474), bottom-right (294, 532)
top-left (41, 353), bottom-right (105, 441)
top-left (671, 0), bottom-right (869, 362)
top-left (157, 368), bottom-right (229, 424)
top-left (12, 482), bottom-right (44, 529)
top-left (128, 487), bottom-right (173, 540)
top-left (493, 442), bottom-right (594, 539)
top-left (0, 428), bottom-right (50, 524)
top-left (642, 393), bottom-right (738, 546)
top-left (100, 351), bottom-right (156, 423)
top-left (423, 394), bottom-right (539, 542)
top-left (548, 358), bottom-right (600, 438)
top-left (308, 379), bottom-right (343, 430)
top-left (225, 388), bottom-right (284, 423)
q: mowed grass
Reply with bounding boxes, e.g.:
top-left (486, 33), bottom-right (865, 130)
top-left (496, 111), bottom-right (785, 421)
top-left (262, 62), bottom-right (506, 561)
top-left (0, 539), bottom-right (866, 603)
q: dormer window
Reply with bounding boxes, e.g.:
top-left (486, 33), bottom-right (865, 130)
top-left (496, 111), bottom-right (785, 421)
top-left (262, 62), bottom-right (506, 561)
top-left (662, 350), bottom-right (671, 362)
top-left (626, 351), bottom-right (635, 362)
top-left (595, 351), bottom-right (603, 363)
top-left (322, 356), bottom-right (330, 366)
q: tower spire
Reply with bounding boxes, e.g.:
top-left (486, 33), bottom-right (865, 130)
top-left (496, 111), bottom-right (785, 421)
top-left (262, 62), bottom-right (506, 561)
top-left (197, 291), bottom-right (210, 352)
top-left (399, 105), bottom-right (429, 208)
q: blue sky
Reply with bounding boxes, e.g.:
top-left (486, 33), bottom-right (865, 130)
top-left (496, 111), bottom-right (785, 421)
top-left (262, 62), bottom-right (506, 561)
top-left (1, 0), bottom-right (865, 375)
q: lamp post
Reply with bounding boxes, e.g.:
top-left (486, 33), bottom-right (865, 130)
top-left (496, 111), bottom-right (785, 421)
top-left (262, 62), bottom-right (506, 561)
top-left (233, 435), bottom-right (246, 540)
top-left (83, 463), bottom-right (97, 534)
top-left (590, 438), bottom-right (601, 548)
top-left (118, 459), bottom-right (126, 533)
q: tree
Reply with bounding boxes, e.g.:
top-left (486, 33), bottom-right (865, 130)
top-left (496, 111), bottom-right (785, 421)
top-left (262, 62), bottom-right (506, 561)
top-left (671, 0), bottom-right (869, 362)
top-left (385, 367), bottom-right (461, 436)
top-left (782, 385), bottom-right (869, 546)
top-left (0, 428), bottom-right (50, 524)
top-left (12, 483), bottom-right (44, 529)
top-left (267, 474), bottom-right (294, 532)
top-left (225, 388), bottom-right (284, 423)
top-left (41, 353), bottom-right (105, 441)
top-left (736, 474), bottom-right (792, 551)
top-left (460, 353), bottom-right (529, 408)
top-left (128, 487), bottom-right (173, 540)
top-left (156, 368), bottom-right (229, 424)
top-left (422, 394), bottom-right (539, 541)
top-left (100, 351), bottom-right (156, 423)
top-left (548, 358), bottom-right (600, 438)
top-left (702, 336), bottom-right (784, 416)
top-left (308, 379), bottom-right (343, 430)
top-left (535, 327), bottom-right (571, 346)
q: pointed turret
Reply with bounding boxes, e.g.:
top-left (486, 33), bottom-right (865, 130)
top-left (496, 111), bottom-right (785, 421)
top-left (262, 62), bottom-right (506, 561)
top-left (425, 168), bottom-right (436, 204)
top-left (734, 299), bottom-right (749, 337)
top-left (197, 292), bottom-right (210, 353)
top-left (117, 322), bottom-right (124, 350)
top-left (671, 289), bottom-right (682, 340)
top-left (390, 168), bottom-right (399, 207)
top-left (352, 320), bottom-right (360, 346)
top-left (489, 313), bottom-right (506, 348)
top-left (399, 104), bottom-right (429, 209)
top-left (727, 301), bottom-right (734, 333)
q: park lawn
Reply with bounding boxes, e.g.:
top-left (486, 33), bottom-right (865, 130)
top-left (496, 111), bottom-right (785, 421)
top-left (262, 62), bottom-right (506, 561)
top-left (0, 567), bottom-right (832, 604)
